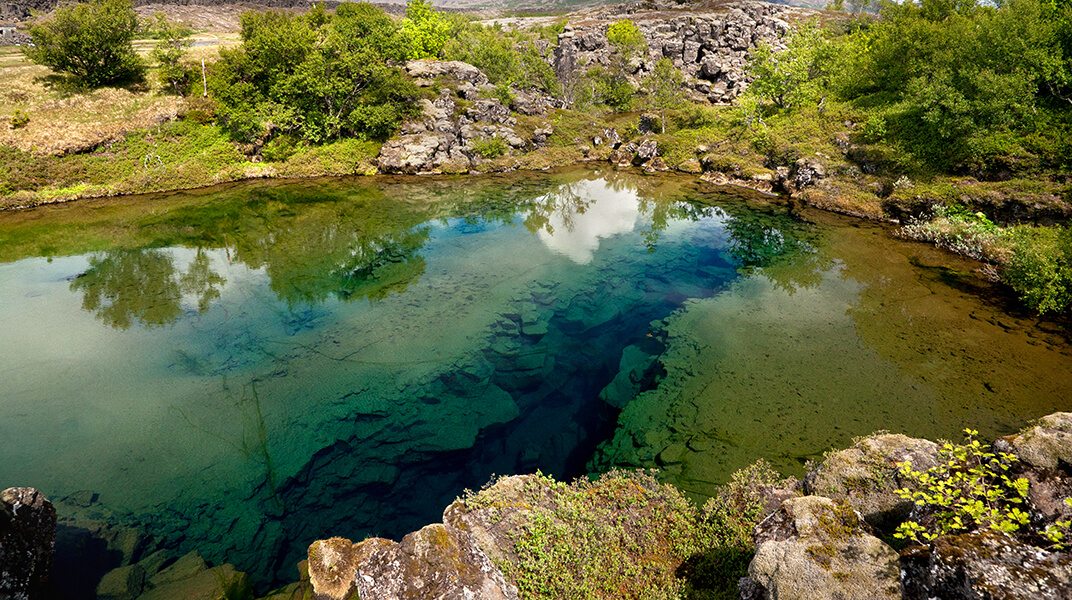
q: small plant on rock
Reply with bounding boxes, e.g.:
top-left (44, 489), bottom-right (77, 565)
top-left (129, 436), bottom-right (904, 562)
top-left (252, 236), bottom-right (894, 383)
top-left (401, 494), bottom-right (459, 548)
top-left (893, 429), bottom-right (1030, 544)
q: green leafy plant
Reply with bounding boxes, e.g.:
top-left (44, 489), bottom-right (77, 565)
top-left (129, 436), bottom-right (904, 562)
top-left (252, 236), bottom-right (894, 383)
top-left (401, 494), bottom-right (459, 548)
top-left (1003, 225), bottom-right (1072, 314)
top-left (471, 136), bottom-right (507, 159)
top-left (401, 0), bottom-right (450, 59)
top-left (24, 0), bottom-right (145, 87)
top-left (1042, 498), bottom-right (1072, 549)
top-left (893, 429), bottom-right (1030, 544)
top-left (149, 12), bottom-right (193, 95)
top-left (9, 109), bottom-right (30, 129)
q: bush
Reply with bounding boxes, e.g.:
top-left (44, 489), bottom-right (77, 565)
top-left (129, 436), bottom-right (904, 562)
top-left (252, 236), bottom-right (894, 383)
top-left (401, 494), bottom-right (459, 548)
top-left (210, 3), bottom-right (420, 143)
top-left (471, 136), bottom-right (507, 159)
top-left (149, 13), bottom-right (193, 95)
top-left (401, 0), bottom-right (450, 59)
top-left (24, 0), bottom-right (144, 87)
top-left (897, 204), bottom-right (1012, 263)
top-left (1003, 225), bottom-right (1072, 314)
top-left (893, 429), bottom-right (1030, 544)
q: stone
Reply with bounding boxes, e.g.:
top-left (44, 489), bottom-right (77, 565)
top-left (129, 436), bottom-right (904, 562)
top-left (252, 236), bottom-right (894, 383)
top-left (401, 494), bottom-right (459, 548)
top-left (307, 537), bottom-right (358, 600)
top-left (148, 550), bottom-right (206, 588)
top-left (747, 496), bottom-right (900, 600)
top-left (135, 549), bottom-right (171, 580)
top-left (633, 139), bottom-right (658, 165)
top-left (790, 158), bottom-right (825, 190)
top-left (310, 525), bottom-right (518, 600)
top-left (642, 157), bottom-right (669, 173)
top-left (511, 90), bottom-right (548, 116)
top-left (405, 59), bottom-right (489, 87)
top-left (996, 412), bottom-right (1072, 469)
top-left (0, 487), bottom-right (56, 600)
top-left (138, 564), bottom-right (249, 600)
top-left (638, 113), bottom-right (658, 134)
top-left (602, 128), bottom-right (622, 149)
top-left (803, 434), bottom-right (940, 532)
top-left (901, 529), bottom-right (1072, 600)
top-left (95, 564), bottom-right (145, 600)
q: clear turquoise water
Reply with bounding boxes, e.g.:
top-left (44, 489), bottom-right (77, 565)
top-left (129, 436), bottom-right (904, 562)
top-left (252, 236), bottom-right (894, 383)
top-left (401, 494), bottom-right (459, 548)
top-left (0, 168), bottom-right (1069, 589)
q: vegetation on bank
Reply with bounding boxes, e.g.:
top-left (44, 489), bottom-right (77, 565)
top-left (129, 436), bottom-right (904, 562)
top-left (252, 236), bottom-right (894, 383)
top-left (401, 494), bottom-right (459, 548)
top-left (460, 465), bottom-right (784, 600)
top-left (2, 0), bottom-right (1071, 313)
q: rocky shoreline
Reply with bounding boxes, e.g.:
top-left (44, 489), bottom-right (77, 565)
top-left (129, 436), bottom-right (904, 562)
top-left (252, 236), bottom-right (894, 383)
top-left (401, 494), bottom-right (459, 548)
top-left (6, 413), bottom-right (1071, 599)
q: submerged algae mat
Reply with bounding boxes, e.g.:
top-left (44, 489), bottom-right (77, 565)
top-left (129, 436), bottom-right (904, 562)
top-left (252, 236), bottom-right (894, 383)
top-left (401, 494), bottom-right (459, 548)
top-left (0, 168), bottom-right (1069, 588)
top-left (592, 213), bottom-right (1072, 497)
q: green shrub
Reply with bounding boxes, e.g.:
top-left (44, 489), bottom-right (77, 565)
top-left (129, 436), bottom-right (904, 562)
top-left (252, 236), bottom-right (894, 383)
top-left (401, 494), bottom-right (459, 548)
top-left (893, 429), bottom-right (1030, 544)
top-left (401, 0), bottom-right (450, 59)
top-left (24, 0), bottom-right (145, 87)
top-left (149, 12), bottom-right (193, 95)
top-left (210, 3), bottom-right (419, 143)
top-left (1003, 225), bottom-right (1072, 314)
top-left (471, 136), bottom-right (507, 159)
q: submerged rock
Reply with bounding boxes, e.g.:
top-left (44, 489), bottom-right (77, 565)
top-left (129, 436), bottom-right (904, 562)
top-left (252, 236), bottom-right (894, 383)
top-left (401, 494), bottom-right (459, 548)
top-left (0, 487), bottom-right (56, 600)
top-left (746, 496), bottom-right (900, 600)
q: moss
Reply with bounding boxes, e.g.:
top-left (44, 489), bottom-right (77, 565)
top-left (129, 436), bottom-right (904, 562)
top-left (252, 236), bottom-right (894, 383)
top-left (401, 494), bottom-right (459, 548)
top-left (816, 500), bottom-right (861, 542)
top-left (806, 544), bottom-right (837, 570)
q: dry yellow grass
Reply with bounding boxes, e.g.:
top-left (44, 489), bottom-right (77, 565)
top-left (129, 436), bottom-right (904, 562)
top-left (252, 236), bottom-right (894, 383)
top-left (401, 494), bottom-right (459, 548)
top-left (0, 37), bottom-right (238, 156)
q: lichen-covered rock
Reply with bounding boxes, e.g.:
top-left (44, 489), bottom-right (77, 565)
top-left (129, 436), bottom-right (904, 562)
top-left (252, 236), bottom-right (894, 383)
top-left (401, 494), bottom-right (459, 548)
top-left (405, 59), bottom-right (489, 87)
top-left (550, 1), bottom-right (812, 104)
top-left (804, 434), bottom-right (940, 532)
top-left (308, 526), bottom-right (518, 600)
top-left (746, 496), bottom-right (900, 600)
top-left (378, 65), bottom-right (553, 174)
top-left (900, 529), bottom-right (1072, 600)
top-left (0, 487), bottom-right (56, 600)
top-left (996, 412), bottom-right (1072, 469)
top-left (633, 139), bottom-right (659, 165)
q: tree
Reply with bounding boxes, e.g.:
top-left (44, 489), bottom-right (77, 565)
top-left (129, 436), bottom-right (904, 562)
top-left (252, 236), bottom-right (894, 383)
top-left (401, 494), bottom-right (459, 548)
top-left (646, 58), bottom-right (684, 133)
top-left (24, 0), bottom-right (144, 87)
top-left (401, 0), bottom-right (450, 60)
top-left (744, 20), bottom-right (828, 109)
top-left (149, 12), bottom-right (192, 94)
top-left (594, 19), bottom-right (647, 109)
top-left (210, 3), bottom-right (420, 143)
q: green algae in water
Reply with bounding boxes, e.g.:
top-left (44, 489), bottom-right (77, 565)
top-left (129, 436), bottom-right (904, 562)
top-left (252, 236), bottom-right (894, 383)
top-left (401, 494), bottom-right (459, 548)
top-left (0, 168), bottom-right (1070, 590)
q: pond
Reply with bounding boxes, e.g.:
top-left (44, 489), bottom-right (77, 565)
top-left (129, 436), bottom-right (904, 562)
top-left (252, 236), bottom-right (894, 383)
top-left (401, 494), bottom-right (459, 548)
top-left (1, 168), bottom-right (1069, 590)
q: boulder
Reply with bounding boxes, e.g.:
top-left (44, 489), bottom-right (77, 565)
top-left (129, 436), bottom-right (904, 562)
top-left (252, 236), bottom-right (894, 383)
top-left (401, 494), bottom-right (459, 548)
top-left (95, 564), bottom-right (145, 600)
top-left (996, 412), bottom-right (1072, 469)
top-left (0, 487), bottom-right (56, 600)
top-left (901, 529), bottom-right (1072, 600)
top-left (138, 564), bottom-right (249, 600)
top-left (745, 496), bottom-right (901, 600)
top-left (633, 139), bottom-right (658, 165)
top-left (804, 434), bottom-right (940, 532)
top-left (308, 525), bottom-right (518, 600)
top-left (148, 550), bottom-right (206, 588)
top-left (790, 158), bottom-right (826, 191)
top-left (405, 59), bottom-right (489, 87)
top-left (377, 133), bottom-right (449, 174)
top-left (994, 413), bottom-right (1072, 527)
